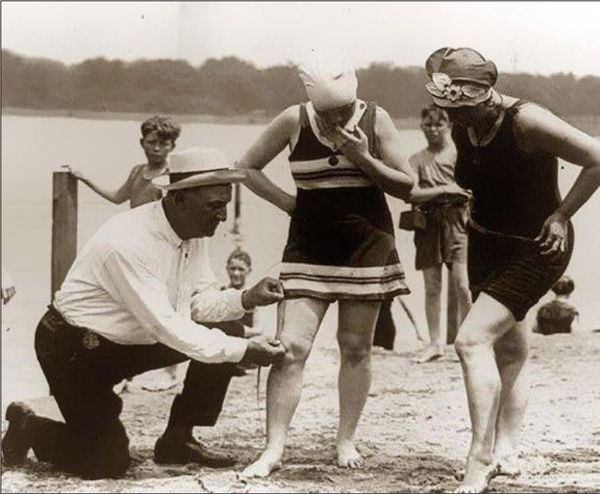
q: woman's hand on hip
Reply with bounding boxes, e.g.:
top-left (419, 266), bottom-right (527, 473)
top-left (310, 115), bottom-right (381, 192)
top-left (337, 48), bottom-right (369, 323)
top-left (535, 211), bottom-right (569, 255)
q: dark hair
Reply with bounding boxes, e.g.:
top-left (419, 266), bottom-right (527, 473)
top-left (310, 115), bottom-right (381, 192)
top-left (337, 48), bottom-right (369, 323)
top-left (551, 276), bottom-right (574, 296)
top-left (421, 105), bottom-right (449, 123)
top-left (227, 247), bottom-right (252, 268)
top-left (141, 114), bottom-right (181, 143)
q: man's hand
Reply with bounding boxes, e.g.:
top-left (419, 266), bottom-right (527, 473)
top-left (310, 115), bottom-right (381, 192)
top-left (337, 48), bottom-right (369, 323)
top-left (239, 335), bottom-right (286, 367)
top-left (242, 278), bottom-right (284, 310)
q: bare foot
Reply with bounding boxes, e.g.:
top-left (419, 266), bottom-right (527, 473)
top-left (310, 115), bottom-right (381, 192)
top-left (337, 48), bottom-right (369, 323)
top-left (142, 374), bottom-right (178, 392)
top-left (454, 459), bottom-right (497, 493)
top-left (337, 441), bottom-right (364, 469)
top-left (413, 344), bottom-right (444, 364)
top-left (240, 450), bottom-right (282, 479)
top-left (493, 454), bottom-right (521, 477)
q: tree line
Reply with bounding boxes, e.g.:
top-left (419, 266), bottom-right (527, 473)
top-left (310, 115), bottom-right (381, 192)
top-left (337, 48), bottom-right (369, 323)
top-left (2, 49), bottom-right (600, 118)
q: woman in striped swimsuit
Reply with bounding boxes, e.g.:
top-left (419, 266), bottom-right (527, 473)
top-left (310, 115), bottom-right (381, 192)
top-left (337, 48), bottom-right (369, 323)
top-left (425, 47), bottom-right (600, 493)
top-left (237, 48), bottom-right (414, 477)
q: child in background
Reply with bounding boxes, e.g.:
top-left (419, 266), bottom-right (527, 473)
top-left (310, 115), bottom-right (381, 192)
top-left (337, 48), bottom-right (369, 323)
top-left (407, 106), bottom-right (472, 363)
top-left (67, 114), bottom-right (182, 392)
top-left (535, 276), bottom-right (579, 335)
top-left (223, 248), bottom-right (261, 338)
top-left (67, 114), bottom-right (181, 207)
top-left (223, 248), bottom-right (262, 376)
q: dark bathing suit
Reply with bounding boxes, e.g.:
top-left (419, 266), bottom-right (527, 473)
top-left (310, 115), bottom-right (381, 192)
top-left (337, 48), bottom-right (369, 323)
top-left (279, 102), bottom-right (410, 302)
top-left (453, 100), bottom-right (574, 321)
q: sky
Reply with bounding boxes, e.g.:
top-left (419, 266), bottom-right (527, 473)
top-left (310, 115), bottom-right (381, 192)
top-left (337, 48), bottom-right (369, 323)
top-left (2, 2), bottom-right (600, 76)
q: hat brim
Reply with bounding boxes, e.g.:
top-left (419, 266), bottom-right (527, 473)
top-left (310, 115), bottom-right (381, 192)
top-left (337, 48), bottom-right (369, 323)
top-left (427, 86), bottom-right (492, 109)
top-left (429, 96), bottom-right (471, 108)
top-left (152, 169), bottom-right (247, 191)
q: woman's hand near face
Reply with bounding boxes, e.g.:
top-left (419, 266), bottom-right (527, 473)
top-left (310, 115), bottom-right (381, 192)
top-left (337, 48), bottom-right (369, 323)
top-left (338, 126), bottom-right (371, 165)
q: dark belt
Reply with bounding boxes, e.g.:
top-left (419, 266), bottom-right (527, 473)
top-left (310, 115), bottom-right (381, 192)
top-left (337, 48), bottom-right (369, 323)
top-left (45, 304), bottom-right (108, 350)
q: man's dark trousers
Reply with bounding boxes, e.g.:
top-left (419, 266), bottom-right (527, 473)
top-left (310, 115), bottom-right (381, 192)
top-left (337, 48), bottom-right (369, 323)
top-left (27, 307), bottom-right (244, 479)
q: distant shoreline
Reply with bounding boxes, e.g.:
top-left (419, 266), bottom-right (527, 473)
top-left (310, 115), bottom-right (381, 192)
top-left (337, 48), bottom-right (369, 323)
top-left (1, 107), bottom-right (426, 131)
top-left (3, 107), bottom-right (600, 134)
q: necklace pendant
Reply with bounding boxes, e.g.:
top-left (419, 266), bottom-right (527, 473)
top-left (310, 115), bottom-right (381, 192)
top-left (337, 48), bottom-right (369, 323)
top-left (328, 155), bottom-right (339, 166)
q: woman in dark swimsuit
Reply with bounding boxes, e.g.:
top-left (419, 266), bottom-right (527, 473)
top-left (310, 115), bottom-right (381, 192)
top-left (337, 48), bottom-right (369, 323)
top-left (424, 47), bottom-right (600, 493)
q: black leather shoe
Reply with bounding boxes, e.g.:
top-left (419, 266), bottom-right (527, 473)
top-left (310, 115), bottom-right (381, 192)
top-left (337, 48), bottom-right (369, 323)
top-left (154, 434), bottom-right (237, 468)
top-left (2, 402), bottom-right (35, 466)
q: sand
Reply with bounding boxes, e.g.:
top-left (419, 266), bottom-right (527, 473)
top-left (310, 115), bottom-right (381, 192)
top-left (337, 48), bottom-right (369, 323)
top-left (2, 329), bottom-right (599, 493)
top-left (2, 115), bottom-right (599, 492)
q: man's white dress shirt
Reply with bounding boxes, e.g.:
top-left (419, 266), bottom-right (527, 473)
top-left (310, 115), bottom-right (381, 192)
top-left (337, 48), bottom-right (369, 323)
top-left (54, 202), bottom-right (249, 363)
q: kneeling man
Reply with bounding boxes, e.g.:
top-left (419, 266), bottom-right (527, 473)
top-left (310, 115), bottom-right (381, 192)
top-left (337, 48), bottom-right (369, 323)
top-left (2, 147), bottom-right (286, 479)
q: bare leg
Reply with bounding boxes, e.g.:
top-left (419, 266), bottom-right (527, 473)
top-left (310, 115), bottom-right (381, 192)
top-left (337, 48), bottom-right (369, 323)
top-left (414, 265), bottom-right (445, 363)
top-left (448, 262), bottom-right (472, 343)
top-left (454, 294), bottom-right (516, 493)
top-left (241, 298), bottom-right (328, 478)
top-left (336, 300), bottom-right (380, 468)
top-left (492, 321), bottom-right (529, 477)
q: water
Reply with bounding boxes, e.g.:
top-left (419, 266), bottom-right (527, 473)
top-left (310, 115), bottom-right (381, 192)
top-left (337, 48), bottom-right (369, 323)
top-left (2, 114), bottom-right (599, 402)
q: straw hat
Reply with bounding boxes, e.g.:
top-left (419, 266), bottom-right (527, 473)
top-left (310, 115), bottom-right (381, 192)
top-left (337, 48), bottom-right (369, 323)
top-left (152, 147), bottom-right (246, 191)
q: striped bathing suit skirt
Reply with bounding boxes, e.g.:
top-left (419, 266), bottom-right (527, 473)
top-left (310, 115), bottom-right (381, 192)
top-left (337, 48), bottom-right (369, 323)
top-left (279, 186), bottom-right (410, 302)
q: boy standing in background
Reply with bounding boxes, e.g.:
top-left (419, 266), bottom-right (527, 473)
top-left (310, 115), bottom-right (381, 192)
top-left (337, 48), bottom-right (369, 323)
top-left (67, 114), bottom-right (182, 391)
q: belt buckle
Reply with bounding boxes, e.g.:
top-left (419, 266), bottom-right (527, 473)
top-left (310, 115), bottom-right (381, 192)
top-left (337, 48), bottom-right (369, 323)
top-left (82, 331), bottom-right (101, 350)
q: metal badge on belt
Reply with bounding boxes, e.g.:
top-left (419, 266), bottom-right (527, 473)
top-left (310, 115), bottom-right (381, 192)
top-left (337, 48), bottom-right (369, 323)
top-left (82, 331), bottom-right (101, 349)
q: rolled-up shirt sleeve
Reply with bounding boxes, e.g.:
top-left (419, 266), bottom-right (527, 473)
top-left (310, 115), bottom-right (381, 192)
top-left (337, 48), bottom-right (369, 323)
top-left (100, 250), bottom-right (248, 364)
top-left (190, 285), bottom-right (245, 323)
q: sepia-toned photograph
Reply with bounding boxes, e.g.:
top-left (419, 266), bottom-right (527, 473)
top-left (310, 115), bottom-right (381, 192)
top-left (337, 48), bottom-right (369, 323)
top-left (1, 2), bottom-right (599, 492)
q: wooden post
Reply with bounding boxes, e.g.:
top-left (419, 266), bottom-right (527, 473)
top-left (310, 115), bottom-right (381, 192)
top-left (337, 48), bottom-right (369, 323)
top-left (231, 182), bottom-right (241, 234)
top-left (51, 171), bottom-right (78, 300)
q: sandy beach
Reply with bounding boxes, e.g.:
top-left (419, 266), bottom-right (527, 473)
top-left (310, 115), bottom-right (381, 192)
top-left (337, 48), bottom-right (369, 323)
top-left (2, 114), bottom-right (599, 492)
top-left (2, 324), bottom-right (599, 493)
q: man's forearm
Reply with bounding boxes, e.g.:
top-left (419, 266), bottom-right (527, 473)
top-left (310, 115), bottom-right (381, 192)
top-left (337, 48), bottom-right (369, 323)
top-left (191, 287), bottom-right (246, 323)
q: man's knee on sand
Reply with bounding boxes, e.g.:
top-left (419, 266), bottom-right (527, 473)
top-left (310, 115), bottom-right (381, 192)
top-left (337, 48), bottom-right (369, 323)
top-left (79, 446), bottom-right (131, 479)
top-left (61, 420), bottom-right (131, 479)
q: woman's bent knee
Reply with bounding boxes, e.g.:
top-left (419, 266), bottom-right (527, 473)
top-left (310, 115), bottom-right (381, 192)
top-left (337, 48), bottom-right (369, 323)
top-left (495, 341), bottom-right (529, 366)
top-left (454, 335), bottom-right (490, 362)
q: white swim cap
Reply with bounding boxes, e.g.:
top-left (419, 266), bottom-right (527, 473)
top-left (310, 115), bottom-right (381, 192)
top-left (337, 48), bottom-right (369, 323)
top-left (297, 46), bottom-right (358, 111)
